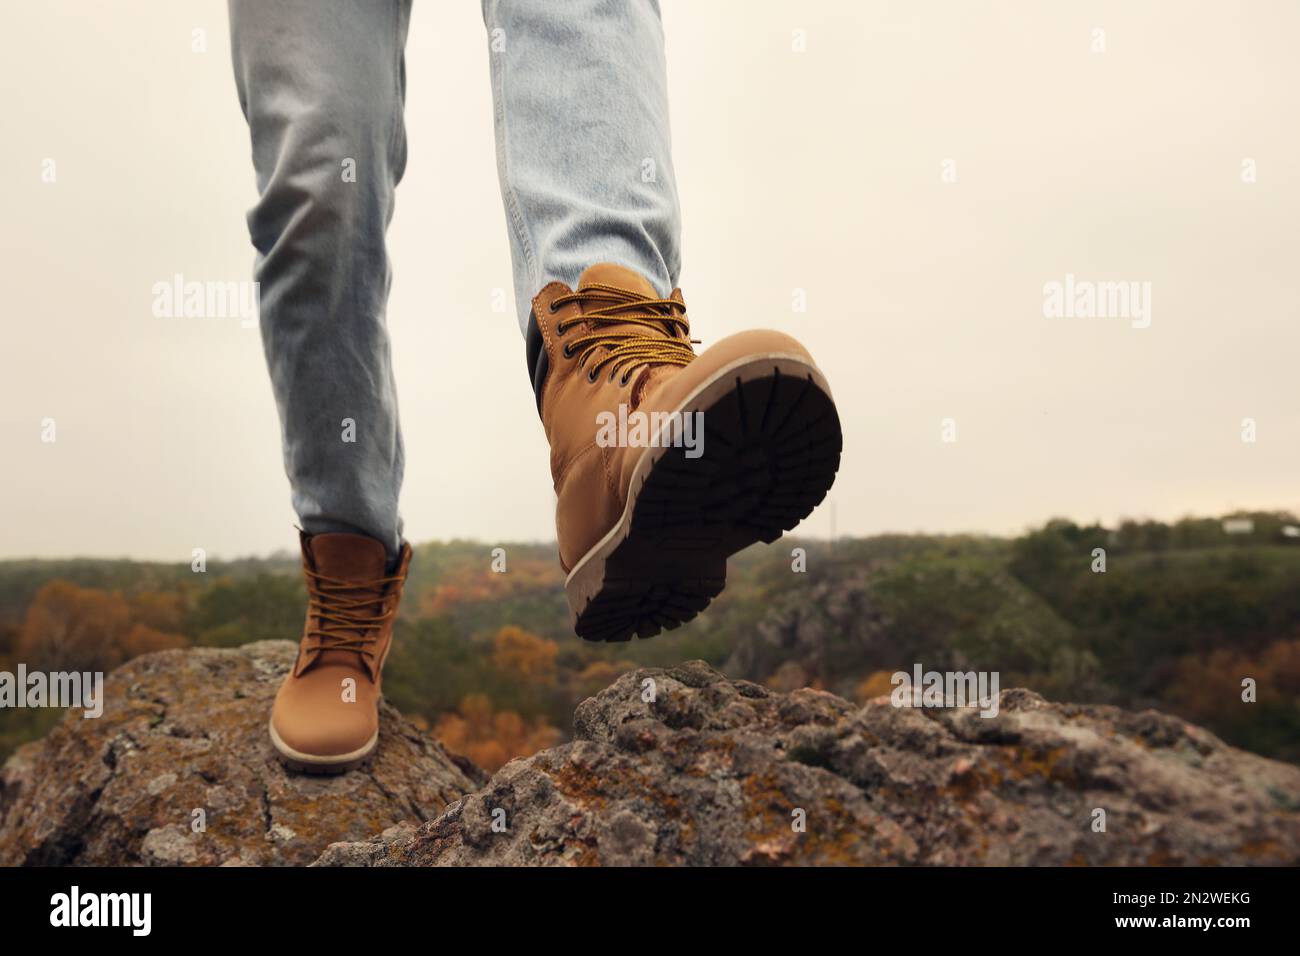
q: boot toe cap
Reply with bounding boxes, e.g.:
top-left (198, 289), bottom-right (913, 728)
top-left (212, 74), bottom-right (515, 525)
top-left (269, 671), bottom-right (379, 761)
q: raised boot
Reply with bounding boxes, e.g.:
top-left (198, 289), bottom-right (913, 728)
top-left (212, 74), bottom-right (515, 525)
top-left (268, 531), bottom-right (411, 773)
top-left (526, 263), bottom-right (842, 642)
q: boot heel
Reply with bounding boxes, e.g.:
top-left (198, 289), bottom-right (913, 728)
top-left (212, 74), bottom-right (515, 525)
top-left (567, 560), bottom-right (727, 642)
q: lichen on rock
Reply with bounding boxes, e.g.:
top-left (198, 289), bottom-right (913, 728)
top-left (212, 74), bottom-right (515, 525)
top-left (317, 660), bottom-right (1300, 866)
top-left (5, 649), bottom-right (1297, 868)
top-left (0, 641), bottom-right (483, 866)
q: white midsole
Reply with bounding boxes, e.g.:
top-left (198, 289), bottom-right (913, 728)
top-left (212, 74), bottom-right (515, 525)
top-left (268, 719), bottom-right (378, 765)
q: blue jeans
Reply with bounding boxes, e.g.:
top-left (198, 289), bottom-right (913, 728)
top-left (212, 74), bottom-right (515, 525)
top-left (228, 0), bottom-right (681, 561)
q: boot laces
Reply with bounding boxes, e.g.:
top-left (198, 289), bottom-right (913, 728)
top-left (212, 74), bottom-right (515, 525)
top-left (303, 567), bottom-right (403, 663)
top-left (552, 283), bottom-right (698, 384)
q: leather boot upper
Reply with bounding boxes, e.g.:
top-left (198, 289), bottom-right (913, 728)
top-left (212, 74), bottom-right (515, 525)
top-left (527, 264), bottom-right (697, 571)
top-left (270, 531), bottom-right (410, 758)
top-left (527, 263), bottom-right (826, 572)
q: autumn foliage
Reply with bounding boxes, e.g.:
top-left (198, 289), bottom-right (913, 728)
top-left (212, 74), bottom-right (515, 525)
top-left (433, 693), bottom-right (562, 772)
top-left (490, 625), bottom-right (558, 684)
top-left (3, 516), bottom-right (1299, 769)
top-left (418, 558), bottom-right (561, 615)
top-left (17, 580), bottom-right (188, 673)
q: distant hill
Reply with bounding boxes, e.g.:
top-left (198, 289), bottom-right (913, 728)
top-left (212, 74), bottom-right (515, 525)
top-left (2, 510), bottom-right (1297, 767)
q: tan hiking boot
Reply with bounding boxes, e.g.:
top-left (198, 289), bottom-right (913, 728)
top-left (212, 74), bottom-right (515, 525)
top-left (268, 531), bottom-right (411, 773)
top-left (525, 263), bottom-right (842, 642)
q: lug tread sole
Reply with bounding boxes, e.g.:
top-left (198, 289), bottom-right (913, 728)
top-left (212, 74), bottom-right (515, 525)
top-left (570, 365), bottom-right (842, 642)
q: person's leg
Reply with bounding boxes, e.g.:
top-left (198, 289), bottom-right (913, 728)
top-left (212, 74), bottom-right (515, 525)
top-left (229, 0), bottom-right (415, 773)
top-left (229, 0), bottom-right (411, 563)
top-left (482, 1), bottom-right (843, 644)
top-left (481, 0), bottom-right (681, 336)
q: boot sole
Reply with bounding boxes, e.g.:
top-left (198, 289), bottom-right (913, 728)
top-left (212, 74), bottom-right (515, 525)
top-left (565, 353), bottom-right (842, 642)
top-left (268, 720), bottom-right (377, 775)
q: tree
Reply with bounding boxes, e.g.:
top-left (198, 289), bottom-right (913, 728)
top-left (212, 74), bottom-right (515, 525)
top-left (17, 580), bottom-right (131, 672)
top-left (433, 693), bottom-right (561, 771)
top-left (119, 622), bottom-right (188, 658)
top-left (491, 626), bottom-right (558, 685)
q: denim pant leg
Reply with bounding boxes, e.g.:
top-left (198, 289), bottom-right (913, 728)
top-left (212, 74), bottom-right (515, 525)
top-left (481, 0), bottom-right (684, 336)
top-left (228, 0), bottom-right (411, 562)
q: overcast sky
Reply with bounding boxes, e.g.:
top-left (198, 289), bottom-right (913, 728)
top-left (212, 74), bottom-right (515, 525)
top-left (3, 0), bottom-right (1297, 561)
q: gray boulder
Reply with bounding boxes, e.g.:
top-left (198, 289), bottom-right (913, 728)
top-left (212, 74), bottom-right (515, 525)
top-left (316, 660), bottom-right (1300, 866)
top-left (0, 641), bottom-right (484, 866)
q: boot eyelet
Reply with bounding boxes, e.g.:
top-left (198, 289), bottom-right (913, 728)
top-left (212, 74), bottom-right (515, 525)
top-left (619, 372), bottom-right (632, 387)
top-left (587, 367), bottom-right (599, 384)
top-left (562, 343), bottom-right (575, 359)
top-left (548, 300), bottom-right (559, 314)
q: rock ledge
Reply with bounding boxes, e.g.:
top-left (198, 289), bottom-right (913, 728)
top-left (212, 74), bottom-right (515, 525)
top-left (317, 661), bottom-right (1300, 866)
top-left (0, 641), bottom-right (483, 866)
top-left (5, 650), bottom-right (1297, 867)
